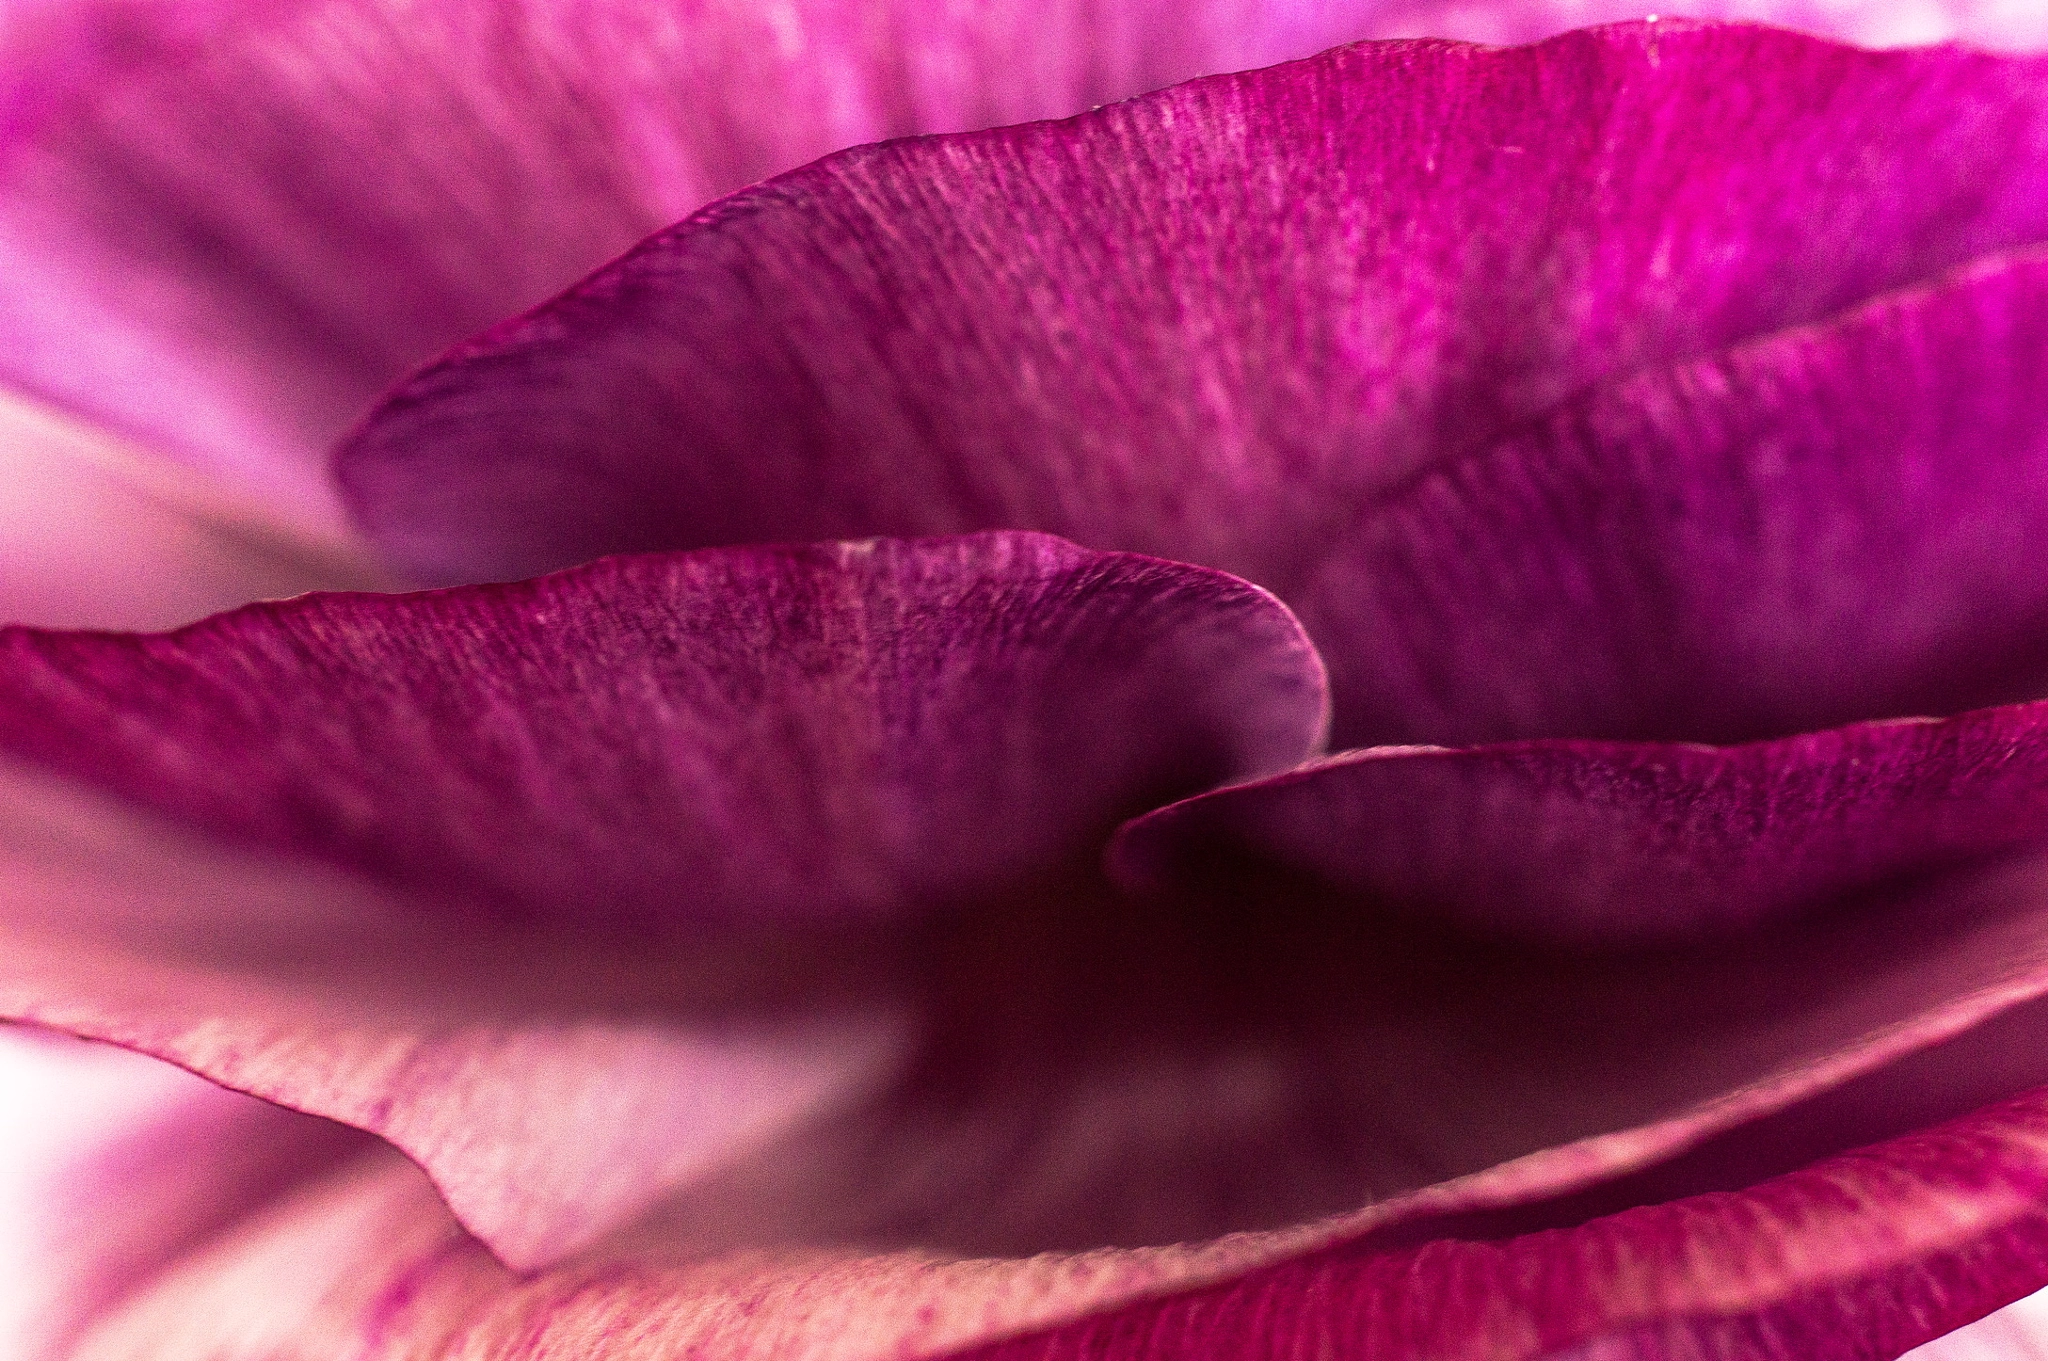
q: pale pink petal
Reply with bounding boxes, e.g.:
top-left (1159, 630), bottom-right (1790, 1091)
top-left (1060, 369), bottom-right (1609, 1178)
top-left (0, 388), bottom-right (392, 631)
top-left (1910, 1285), bottom-right (2048, 1360)
top-left (0, 1025), bottom-right (365, 1361)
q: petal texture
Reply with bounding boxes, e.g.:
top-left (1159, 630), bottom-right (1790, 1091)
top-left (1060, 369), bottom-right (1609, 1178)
top-left (1114, 699), bottom-right (2048, 945)
top-left (58, 1076), bottom-right (2048, 1361)
top-left (0, 532), bottom-right (1328, 1268)
top-left (341, 24), bottom-right (2048, 639)
top-left (0, 0), bottom-right (1604, 520)
top-left (956, 1088), bottom-right (2048, 1361)
top-left (0, 532), bottom-right (1323, 929)
top-left (1305, 249), bottom-right (2048, 747)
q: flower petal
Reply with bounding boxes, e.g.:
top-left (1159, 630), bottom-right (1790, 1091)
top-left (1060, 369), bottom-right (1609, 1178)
top-left (0, 0), bottom-right (1556, 519)
top-left (1114, 699), bottom-right (2048, 945)
top-left (60, 1074), bottom-right (2048, 1361)
top-left (0, 532), bottom-right (1323, 930)
top-left (0, 1026), bottom-right (365, 1361)
top-left (0, 532), bottom-right (1327, 1268)
top-left (1911, 1285), bottom-right (2048, 1359)
top-left (340, 22), bottom-right (2048, 616)
top-left (0, 389), bottom-right (390, 631)
top-left (1302, 248), bottom-right (2048, 748)
top-left (955, 1088), bottom-right (2048, 1361)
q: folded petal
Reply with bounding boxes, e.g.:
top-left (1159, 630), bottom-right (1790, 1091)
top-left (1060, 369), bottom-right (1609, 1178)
top-left (0, 388), bottom-right (392, 631)
top-left (340, 23), bottom-right (2048, 619)
top-left (0, 532), bottom-right (1322, 930)
top-left (958, 1087), bottom-right (2048, 1361)
top-left (0, 532), bottom-right (1327, 1268)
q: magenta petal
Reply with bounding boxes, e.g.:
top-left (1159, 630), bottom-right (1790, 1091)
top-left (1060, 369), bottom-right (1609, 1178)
top-left (0, 532), bottom-right (1326, 1267)
top-left (1305, 249), bottom-right (2048, 748)
top-left (0, 533), bottom-right (1323, 929)
top-left (341, 23), bottom-right (2048, 604)
top-left (0, 0), bottom-right (1458, 518)
top-left (1114, 699), bottom-right (2048, 945)
top-left (956, 1089), bottom-right (2048, 1361)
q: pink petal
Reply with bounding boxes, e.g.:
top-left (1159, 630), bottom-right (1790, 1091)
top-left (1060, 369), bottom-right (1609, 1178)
top-left (1911, 1286), bottom-right (2048, 1359)
top-left (340, 23), bottom-right (2048, 616)
top-left (60, 1077), bottom-right (2048, 1360)
top-left (0, 1026), bottom-right (365, 1361)
top-left (0, 532), bottom-right (1327, 1268)
top-left (0, 389), bottom-right (391, 631)
top-left (0, 0), bottom-right (1632, 521)
top-left (957, 1088), bottom-right (2048, 1361)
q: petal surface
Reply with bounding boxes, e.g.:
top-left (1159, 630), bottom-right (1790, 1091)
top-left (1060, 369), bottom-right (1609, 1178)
top-left (57, 1074), bottom-right (2048, 1361)
top-left (0, 532), bottom-right (1323, 930)
top-left (341, 23), bottom-right (2048, 621)
top-left (1115, 699), bottom-right (2048, 945)
top-left (0, 532), bottom-right (1328, 1268)
top-left (1306, 249), bottom-right (2048, 747)
top-left (0, 388), bottom-right (391, 631)
top-left (0, 0), bottom-right (1644, 521)
top-left (0, 1026), bottom-right (365, 1361)
top-left (956, 1088), bottom-right (2048, 1361)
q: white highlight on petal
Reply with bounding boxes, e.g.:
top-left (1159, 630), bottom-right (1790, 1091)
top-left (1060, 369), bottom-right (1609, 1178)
top-left (1907, 1285), bottom-right (2048, 1359)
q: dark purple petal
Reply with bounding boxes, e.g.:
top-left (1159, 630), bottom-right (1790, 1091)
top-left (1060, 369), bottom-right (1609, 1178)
top-left (1115, 699), bottom-right (2048, 945)
top-left (0, 532), bottom-right (1323, 930)
top-left (0, 532), bottom-right (1326, 1267)
top-left (341, 24), bottom-right (2048, 638)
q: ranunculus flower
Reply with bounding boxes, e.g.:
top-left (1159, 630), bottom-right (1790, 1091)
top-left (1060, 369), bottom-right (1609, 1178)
top-left (12, 2), bottom-right (2048, 1358)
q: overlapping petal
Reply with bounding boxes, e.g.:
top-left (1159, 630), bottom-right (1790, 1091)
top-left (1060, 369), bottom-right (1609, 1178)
top-left (340, 25), bottom-right (2048, 644)
top-left (959, 1087), bottom-right (2048, 1361)
top-left (17, 8), bottom-right (2048, 1359)
top-left (1305, 249), bottom-right (2048, 747)
top-left (0, 531), bottom-right (1328, 1268)
top-left (1114, 699), bottom-right (2048, 945)
top-left (55, 1034), bottom-right (2048, 1360)
top-left (13, 3), bottom-right (2048, 524)
top-left (0, 0), bottom-right (1514, 525)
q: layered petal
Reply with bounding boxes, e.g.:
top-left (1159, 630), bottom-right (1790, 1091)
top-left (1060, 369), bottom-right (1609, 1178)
top-left (1306, 248), bottom-right (2048, 747)
top-left (957, 1087), bottom-right (2048, 1361)
top-left (0, 0), bottom-right (1629, 521)
top-left (0, 532), bottom-right (1328, 1267)
top-left (1114, 698), bottom-right (2048, 945)
top-left (56, 1051), bottom-right (2048, 1361)
top-left (340, 24), bottom-right (2048, 628)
